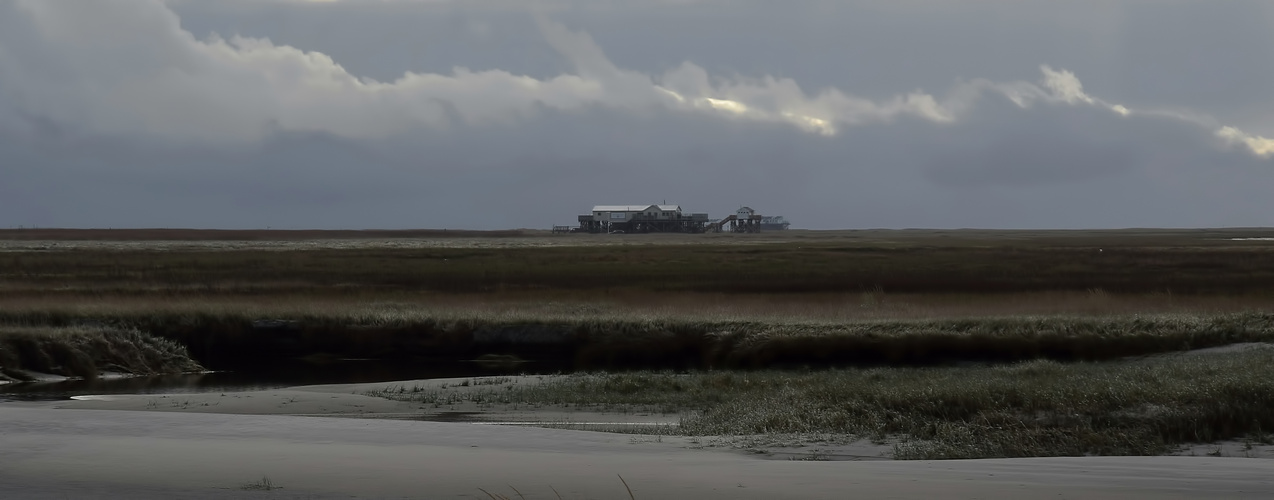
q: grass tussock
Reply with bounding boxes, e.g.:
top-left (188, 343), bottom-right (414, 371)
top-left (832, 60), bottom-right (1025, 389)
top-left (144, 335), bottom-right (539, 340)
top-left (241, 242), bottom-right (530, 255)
top-left (0, 325), bottom-right (203, 381)
top-left (238, 476), bottom-right (280, 491)
top-left (377, 347), bottom-right (1274, 459)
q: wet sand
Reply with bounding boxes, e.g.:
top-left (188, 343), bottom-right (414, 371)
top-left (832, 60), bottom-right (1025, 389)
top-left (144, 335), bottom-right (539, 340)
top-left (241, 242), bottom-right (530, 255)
top-left (6, 405), bottom-right (1274, 499)
top-left (3, 377), bottom-right (1274, 498)
top-left (42, 376), bottom-right (685, 425)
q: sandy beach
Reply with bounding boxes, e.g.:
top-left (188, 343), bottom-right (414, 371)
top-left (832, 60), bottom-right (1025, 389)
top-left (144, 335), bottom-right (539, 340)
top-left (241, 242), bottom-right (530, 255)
top-left (1, 377), bottom-right (1271, 499)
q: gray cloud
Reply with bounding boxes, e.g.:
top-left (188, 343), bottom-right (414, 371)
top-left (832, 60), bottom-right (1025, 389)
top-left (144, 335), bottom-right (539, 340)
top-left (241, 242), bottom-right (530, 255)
top-left (1, 0), bottom-right (1272, 230)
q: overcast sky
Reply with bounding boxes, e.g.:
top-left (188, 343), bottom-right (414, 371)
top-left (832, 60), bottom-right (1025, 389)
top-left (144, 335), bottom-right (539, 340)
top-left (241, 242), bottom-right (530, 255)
top-left (3, 0), bottom-right (1273, 229)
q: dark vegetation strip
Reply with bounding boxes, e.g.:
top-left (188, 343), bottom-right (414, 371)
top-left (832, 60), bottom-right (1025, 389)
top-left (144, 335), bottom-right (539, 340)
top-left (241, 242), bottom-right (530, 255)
top-left (0, 326), bottom-right (203, 382)
top-left (0, 228), bottom-right (525, 241)
top-left (375, 348), bottom-right (1274, 459)
top-left (6, 244), bottom-right (1274, 294)
top-left (3, 311), bottom-right (1274, 371)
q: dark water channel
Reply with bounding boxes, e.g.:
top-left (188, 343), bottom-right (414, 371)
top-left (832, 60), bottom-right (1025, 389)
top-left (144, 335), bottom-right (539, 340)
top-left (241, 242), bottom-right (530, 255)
top-left (0, 359), bottom-right (567, 402)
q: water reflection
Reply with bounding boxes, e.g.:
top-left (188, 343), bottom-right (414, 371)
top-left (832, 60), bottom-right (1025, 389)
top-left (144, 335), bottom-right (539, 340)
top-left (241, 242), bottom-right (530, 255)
top-left (0, 359), bottom-right (564, 401)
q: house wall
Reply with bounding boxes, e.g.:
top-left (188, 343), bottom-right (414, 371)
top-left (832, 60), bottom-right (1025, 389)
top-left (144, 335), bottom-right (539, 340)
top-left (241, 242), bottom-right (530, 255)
top-left (586, 205), bottom-right (693, 224)
top-left (601, 211), bottom-right (635, 222)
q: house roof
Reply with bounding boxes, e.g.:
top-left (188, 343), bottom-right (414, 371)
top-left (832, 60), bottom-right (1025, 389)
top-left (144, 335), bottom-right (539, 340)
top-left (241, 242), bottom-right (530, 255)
top-left (591, 204), bottom-right (684, 213)
top-left (592, 205), bottom-right (654, 212)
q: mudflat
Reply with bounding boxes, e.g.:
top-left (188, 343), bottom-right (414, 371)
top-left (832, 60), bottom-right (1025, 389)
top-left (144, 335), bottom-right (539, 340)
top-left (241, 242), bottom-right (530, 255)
top-left (6, 229), bottom-right (1274, 497)
top-left (5, 403), bottom-right (1274, 499)
top-left (3, 376), bottom-right (1273, 499)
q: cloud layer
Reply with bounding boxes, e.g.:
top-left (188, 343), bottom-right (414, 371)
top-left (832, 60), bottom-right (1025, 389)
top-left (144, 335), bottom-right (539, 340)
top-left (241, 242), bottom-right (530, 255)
top-left (1, 0), bottom-right (1272, 229)
top-left (5, 0), bottom-right (1269, 156)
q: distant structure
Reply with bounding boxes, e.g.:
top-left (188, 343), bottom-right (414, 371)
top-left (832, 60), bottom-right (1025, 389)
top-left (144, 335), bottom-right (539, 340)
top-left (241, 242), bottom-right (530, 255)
top-left (759, 215), bottom-right (790, 231)
top-left (567, 204), bottom-right (788, 234)
top-left (577, 204), bottom-right (710, 234)
top-left (706, 206), bottom-right (764, 233)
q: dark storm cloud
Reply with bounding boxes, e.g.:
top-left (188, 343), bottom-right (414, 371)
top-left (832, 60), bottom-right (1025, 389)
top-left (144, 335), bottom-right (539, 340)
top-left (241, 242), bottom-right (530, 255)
top-left (1, 0), bottom-right (1272, 230)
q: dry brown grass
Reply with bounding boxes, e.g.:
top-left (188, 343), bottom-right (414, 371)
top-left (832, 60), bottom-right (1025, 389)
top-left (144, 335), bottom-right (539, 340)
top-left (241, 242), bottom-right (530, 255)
top-left (0, 228), bottom-right (525, 241)
top-left (7, 229), bottom-right (1270, 461)
top-left (0, 325), bottom-right (203, 380)
top-left (8, 234), bottom-right (1274, 296)
top-left (6, 298), bottom-right (1274, 372)
top-left (5, 229), bottom-right (1274, 371)
top-left (1, 290), bottom-right (1270, 324)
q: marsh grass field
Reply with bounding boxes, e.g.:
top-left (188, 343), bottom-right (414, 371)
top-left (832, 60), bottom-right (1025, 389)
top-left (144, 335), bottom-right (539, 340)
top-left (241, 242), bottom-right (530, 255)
top-left (5, 228), bottom-right (1274, 459)
top-left (372, 345), bottom-right (1274, 459)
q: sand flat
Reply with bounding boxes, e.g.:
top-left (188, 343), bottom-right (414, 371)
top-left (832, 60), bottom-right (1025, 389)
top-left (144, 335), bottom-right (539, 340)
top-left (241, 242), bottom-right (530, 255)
top-left (3, 404), bottom-right (1274, 499)
top-left (35, 376), bottom-right (690, 429)
top-left (6, 376), bottom-right (1274, 497)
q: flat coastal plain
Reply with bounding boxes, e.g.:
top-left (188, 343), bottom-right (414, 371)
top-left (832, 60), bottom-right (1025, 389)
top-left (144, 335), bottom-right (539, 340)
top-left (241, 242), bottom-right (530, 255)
top-left (5, 228), bottom-right (1274, 498)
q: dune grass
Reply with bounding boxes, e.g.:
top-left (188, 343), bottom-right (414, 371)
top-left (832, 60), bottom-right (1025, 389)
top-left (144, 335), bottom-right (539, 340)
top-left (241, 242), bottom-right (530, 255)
top-left (374, 346), bottom-right (1274, 459)
top-left (0, 325), bottom-right (203, 381)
